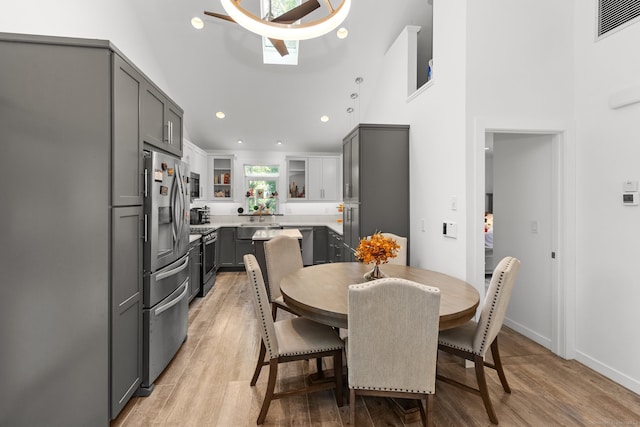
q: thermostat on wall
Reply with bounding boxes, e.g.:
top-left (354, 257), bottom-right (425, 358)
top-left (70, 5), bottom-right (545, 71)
top-left (622, 192), bottom-right (639, 205)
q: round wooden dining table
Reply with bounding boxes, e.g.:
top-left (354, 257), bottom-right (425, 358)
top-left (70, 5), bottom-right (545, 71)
top-left (280, 262), bottom-right (480, 330)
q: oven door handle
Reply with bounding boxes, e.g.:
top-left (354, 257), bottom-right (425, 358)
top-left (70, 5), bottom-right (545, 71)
top-left (154, 281), bottom-right (189, 316)
top-left (156, 256), bottom-right (189, 281)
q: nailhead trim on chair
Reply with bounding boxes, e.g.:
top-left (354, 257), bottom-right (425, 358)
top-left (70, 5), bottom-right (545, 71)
top-left (438, 257), bottom-right (516, 356)
top-left (351, 386), bottom-right (435, 393)
top-left (280, 345), bottom-right (344, 356)
top-left (248, 262), bottom-right (276, 358)
top-left (477, 257), bottom-right (515, 355)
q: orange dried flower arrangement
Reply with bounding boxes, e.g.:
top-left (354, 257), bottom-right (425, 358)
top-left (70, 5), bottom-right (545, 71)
top-left (354, 232), bottom-right (400, 266)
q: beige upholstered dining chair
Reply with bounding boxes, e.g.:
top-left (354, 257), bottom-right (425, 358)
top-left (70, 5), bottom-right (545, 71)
top-left (437, 256), bottom-right (521, 425)
top-left (243, 254), bottom-right (344, 424)
top-left (381, 232), bottom-right (407, 265)
top-left (348, 278), bottom-right (441, 427)
top-left (264, 235), bottom-right (304, 319)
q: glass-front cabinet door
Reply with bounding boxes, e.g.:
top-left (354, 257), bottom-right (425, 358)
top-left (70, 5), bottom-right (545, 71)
top-left (287, 157), bottom-right (307, 200)
top-left (211, 155), bottom-right (234, 200)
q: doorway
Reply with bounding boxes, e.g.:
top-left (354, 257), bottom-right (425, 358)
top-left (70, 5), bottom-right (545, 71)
top-left (470, 120), bottom-right (576, 359)
top-left (488, 133), bottom-right (555, 349)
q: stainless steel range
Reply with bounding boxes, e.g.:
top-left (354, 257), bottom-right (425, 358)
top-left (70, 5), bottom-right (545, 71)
top-left (191, 227), bottom-right (217, 297)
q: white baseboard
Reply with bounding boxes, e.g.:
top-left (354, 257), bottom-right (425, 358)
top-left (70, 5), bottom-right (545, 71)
top-left (575, 351), bottom-right (640, 395)
top-left (503, 317), bottom-right (552, 350)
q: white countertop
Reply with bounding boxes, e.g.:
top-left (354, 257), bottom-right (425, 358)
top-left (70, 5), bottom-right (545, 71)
top-left (190, 220), bottom-right (343, 235)
top-left (189, 234), bottom-right (201, 243)
top-left (251, 228), bottom-right (303, 241)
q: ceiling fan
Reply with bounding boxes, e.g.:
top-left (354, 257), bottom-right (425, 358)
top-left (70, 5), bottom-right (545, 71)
top-left (205, 0), bottom-right (322, 57)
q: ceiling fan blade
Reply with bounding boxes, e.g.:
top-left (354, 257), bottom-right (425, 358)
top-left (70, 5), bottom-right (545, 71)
top-left (204, 11), bottom-right (236, 23)
top-left (272, 0), bottom-right (321, 24)
top-left (269, 38), bottom-right (289, 57)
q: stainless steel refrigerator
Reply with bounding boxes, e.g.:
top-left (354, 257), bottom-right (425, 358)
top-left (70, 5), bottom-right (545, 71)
top-left (140, 148), bottom-right (190, 394)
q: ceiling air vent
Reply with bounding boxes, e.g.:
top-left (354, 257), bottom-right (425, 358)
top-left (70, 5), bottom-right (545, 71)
top-left (598, 0), bottom-right (640, 38)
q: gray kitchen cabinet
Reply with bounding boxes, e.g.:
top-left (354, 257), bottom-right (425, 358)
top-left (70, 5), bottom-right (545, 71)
top-left (235, 239), bottom-right (255, 266)
top-left (1, 33), bottom-right (156, 425)
top-left (328, 230), bottom-right (344, 263)
top-left (111, 206), bottom-right (143, 418)
top-left (113, 54), bottom-right (143, 206)
top-left (188, 239), bottom-right (202, 302)
top-left (342, 124), bottom-right (410, 259)
top-left (313, 226), bottom-right (329, 264)
top-left (218, 227), bottom-right (236, 267)
top-left (141, 81), bottom-right (183, 157)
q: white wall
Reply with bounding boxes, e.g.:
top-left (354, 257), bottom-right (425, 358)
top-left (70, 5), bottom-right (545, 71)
top-left (573, 2), bottom-right (640, 392)
top-left (1, 0), bottom-right (174, 109)
top-left (364, 2), bottom-right (470, 279)
top-left (365, 0), bottom-right (640, 394)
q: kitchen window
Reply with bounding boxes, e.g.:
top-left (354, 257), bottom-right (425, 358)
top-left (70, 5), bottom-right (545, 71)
top-left (244, 165), bottom-right (279, 214)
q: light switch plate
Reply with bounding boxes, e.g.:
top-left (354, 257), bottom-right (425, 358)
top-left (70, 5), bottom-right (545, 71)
top-left (443, 221), bottom-right (457, 238)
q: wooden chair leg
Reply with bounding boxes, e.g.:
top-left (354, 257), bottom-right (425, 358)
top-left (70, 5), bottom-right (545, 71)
top-left (349, 389), bottom-right (356, 426)
top-left (490, 337), bottom-right (511, 393)
top-left (250, 341), bottom-right (267, 386)
top-left (334, 350), bottom-right (343, 406)
top-left (257, 359), bottom-right (278, 424)
top-left (425, 395), bottom-right (434, 427)
top-left (417, 398), bottom-right (427, 427)
top-left (474, 354), bottom-right (499, 424)
top-left (316, 357), bottom-right (325, 379)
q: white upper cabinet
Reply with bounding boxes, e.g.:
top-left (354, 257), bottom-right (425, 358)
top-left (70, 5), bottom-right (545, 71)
top-left (287, 156), bottom-right (340, 201)
top-left (308, 157), bottom-right (340, 201)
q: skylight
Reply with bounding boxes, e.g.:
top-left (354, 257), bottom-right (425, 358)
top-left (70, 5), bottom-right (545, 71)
top-left (261, 0), bottom-right (301, 65)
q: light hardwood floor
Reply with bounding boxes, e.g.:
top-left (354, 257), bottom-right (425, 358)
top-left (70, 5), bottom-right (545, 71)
top-left (112, 271), bottom-right (640, 426)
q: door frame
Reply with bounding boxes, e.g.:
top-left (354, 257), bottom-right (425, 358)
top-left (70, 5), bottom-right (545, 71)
top-left (468, 117), bottom-right (576, 359)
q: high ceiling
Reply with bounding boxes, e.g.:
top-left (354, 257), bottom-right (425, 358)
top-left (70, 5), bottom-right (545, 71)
top-left (130, 0), bottom-right (431, 153)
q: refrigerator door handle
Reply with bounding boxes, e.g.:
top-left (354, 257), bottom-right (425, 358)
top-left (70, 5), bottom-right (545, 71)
top-left (156, 256), bottom-right (189, 281)
top-left (143, 214), bottom-right (148, 242)
top-left (154, 280), bottom-right (188, 316)
top-left (144, 168), bottom-right (148, 198)
top-left (170, 170), bottom-right (179, 244)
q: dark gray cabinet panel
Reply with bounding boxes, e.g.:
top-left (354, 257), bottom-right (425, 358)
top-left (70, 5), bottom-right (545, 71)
top-left (113, 54), bottom-right (143, 206)
top-left (188, 240), bottom-right (202, 301)
top-left (111, 206), bottom-right (143, 417)
top-left (329, 230), bottom-right (344, 263)
top-left (218, 228), bottom-right (236, 266)
top-left (141, 82), bottom-right (183, 157)
top-left (313, 226), bottom-right (329, 264)
top-left (342, 124), bottom-right (410, 259)
top-left (1, 35), bottom-right (111, 426)
top-left (235, 239), bottom-right (254, 265)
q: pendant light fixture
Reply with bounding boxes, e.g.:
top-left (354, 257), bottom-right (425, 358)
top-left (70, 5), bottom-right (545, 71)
top-left (219, 0), bottom-right (351, 41)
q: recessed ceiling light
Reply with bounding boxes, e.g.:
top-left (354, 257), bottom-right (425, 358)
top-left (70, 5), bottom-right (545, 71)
top-left (216, 111), bottom-right (225, 119)
top-left (277, 141), bottom-right (282, 145)
top-left (350, 93), bottom-right (358, 99)
top-left (336, 27), bottom-right (349, 39)
top-left (191, 17), bottom-right (205, 30)
top-left (320, 115), bottom-right (329, 122)
top-left (237, 140), bottom-right (243, 144)
top-left (355, 76), bottom-right (363, 84)
top-left (484, 147), bottom-right (489, 150)
top-left (346, 107), bottom-right (354, 113)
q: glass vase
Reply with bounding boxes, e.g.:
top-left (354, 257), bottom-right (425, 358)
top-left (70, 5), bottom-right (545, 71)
top-left (364, 264), bottom-right (386, 281)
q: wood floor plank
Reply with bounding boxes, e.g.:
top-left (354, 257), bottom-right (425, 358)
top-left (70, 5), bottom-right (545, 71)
top-left (112, 271), bottom-right (640, 427)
